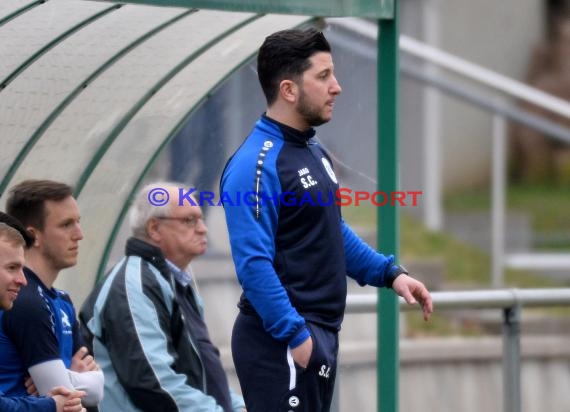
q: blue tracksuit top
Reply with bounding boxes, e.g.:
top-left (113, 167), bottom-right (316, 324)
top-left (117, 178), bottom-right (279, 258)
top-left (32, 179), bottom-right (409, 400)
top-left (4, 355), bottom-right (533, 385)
top-left (0, 393), bottom-right (55, 412)
top-left (0, 268), bottom-right (81, 396)
top-left (221, 115), bottom-right (399, 348)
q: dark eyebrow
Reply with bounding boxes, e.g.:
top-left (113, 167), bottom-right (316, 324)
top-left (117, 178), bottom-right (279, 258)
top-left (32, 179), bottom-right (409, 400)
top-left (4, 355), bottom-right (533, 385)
top-left (317, 67), bottom-right (332, 76)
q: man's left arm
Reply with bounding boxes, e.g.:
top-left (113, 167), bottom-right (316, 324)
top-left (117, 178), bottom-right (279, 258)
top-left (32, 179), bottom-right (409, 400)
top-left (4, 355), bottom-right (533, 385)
top-left (4, 291), bottom-right (103, 406)
top-left (27, 360), bottom-right (103, 407)
top-left (341, 221), bottom-right (433, 320)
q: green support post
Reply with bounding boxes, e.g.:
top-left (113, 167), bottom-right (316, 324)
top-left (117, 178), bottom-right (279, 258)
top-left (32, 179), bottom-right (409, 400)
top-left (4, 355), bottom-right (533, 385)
top-left (377, 1), bottom-right (400, 411)
top-left (44, 1), bottom-right (401, 410)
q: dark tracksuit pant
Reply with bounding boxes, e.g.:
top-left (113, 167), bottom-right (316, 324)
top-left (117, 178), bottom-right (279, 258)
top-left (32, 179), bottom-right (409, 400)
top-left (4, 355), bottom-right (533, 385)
top-left (232, 312), bottom-right (338, 412)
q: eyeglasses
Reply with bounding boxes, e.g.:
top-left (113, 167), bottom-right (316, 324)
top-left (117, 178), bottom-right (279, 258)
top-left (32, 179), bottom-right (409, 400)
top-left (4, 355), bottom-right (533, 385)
top-left (157, 216), bottom-right (204, 228)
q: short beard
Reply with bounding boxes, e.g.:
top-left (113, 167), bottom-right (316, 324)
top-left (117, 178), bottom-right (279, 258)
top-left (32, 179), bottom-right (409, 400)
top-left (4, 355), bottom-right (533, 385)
top-left (297, 87), bottom-right (328, 128)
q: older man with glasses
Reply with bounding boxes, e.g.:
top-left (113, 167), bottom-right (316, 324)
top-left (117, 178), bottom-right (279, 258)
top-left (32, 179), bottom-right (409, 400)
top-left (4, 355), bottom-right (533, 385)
top-left (80, 182), bottom-right (245, 412)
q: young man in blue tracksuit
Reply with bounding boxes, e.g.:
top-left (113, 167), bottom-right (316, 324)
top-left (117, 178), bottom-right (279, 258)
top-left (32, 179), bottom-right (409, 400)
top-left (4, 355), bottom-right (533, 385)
top-left (221, 28), bottom-right (434, 412)
top-left (1, 181), bottom-right (103, 408)
top-left (0, 212), bottom-right (86, 412)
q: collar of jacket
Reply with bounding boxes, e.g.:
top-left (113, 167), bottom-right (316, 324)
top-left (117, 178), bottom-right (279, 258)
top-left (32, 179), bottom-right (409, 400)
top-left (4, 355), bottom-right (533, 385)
top-left (262, 113), bottom-right (316, 145)
top-left (125, 237), bottom-right (170, 280)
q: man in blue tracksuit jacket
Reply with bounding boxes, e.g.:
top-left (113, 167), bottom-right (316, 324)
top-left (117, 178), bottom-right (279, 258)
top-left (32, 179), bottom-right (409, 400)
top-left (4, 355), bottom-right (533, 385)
top-left (221, 28), bottom-right (433, 412)
top-left (0, 213), bottom-right (86, 412)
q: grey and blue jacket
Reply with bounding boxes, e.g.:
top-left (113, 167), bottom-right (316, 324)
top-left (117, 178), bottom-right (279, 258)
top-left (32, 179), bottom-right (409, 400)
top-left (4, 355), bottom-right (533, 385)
top-left (79, 238), bottom-right (244, 412)
top-left (221, 115), bottom-right (402, 349)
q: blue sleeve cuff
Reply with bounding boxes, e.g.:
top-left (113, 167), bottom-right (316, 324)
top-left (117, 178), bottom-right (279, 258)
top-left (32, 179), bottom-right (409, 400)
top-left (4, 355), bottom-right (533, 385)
top-left (386, 264), bottom-right (408, 288)
top-left (288, 326), bottom-right (310, 349)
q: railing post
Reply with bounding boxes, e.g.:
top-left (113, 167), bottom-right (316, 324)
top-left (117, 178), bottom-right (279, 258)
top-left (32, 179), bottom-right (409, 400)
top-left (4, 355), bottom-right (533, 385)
top-left (502, 304), bottom-right (521, 412)
top-left (492, 112), bottom-right (507, 288)
top-left (422, 0), bottom-right (442, 232)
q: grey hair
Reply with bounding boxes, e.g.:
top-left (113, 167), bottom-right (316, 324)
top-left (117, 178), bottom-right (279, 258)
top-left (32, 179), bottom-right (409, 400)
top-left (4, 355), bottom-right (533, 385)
top-left (128, 181), bottom-right (189, 238)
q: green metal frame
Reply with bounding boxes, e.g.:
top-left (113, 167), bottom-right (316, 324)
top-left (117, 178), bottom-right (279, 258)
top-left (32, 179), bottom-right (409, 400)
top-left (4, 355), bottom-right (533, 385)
top-left (106, 1), bottom-right (401, 411)
top-left (0, 8), bottom-right (193, 197)
top-left (377, 4), bottom-right (400, 410)
top-left (74, 13), bottom-right (260, 195)
top-left (0, 0), bottom-right (43, 27)
top-left (2, 0), bottom-right (401, 410)
top-left (98, 0), bottom-right (394, 18)
top-left (0, 4), bottom-right (120, 89)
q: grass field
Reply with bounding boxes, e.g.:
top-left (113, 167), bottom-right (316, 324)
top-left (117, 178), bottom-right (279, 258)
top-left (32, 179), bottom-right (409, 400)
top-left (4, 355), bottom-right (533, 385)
top-left (341, 182), bottom-right (570, 336)
top-left (445, 183), bottom-right (570, 250)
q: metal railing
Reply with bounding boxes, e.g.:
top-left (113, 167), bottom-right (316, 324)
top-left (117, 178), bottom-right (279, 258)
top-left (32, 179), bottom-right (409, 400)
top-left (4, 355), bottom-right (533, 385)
top-left (328, 17), bottom-right (570, 287)
top-left (340, 288), bottom-right (570, 412)
top-left (323, 19), bottom-right (570, 412)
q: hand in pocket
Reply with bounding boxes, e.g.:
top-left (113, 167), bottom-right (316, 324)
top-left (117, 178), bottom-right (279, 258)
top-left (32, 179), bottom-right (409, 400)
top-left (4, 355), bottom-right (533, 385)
top-left (291, 336), bottom-right (313, 369)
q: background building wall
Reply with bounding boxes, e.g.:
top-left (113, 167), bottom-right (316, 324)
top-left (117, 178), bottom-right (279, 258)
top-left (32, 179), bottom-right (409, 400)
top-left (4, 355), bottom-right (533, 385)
top-left (401, 0), bottom-right (545, 190)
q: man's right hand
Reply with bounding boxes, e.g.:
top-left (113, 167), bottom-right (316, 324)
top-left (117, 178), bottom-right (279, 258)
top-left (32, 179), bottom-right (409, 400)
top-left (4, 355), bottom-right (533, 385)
top-left (49, 386), bottom-right (86, 412)
top-left (70, 347), bottom-right (100, 372)
top-left (24, 375), bottom-right (38, 396)
top-left (290, 336), bottom-right (313, 369)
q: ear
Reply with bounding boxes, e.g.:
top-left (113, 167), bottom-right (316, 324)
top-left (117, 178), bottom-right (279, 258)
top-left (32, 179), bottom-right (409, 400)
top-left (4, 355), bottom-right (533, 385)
top-left (279, 79), bottom-right (298, 104)
top-left (26, 226), bottom-right (41, 248)
top-left (146, 218), bottom-right (162, 243)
